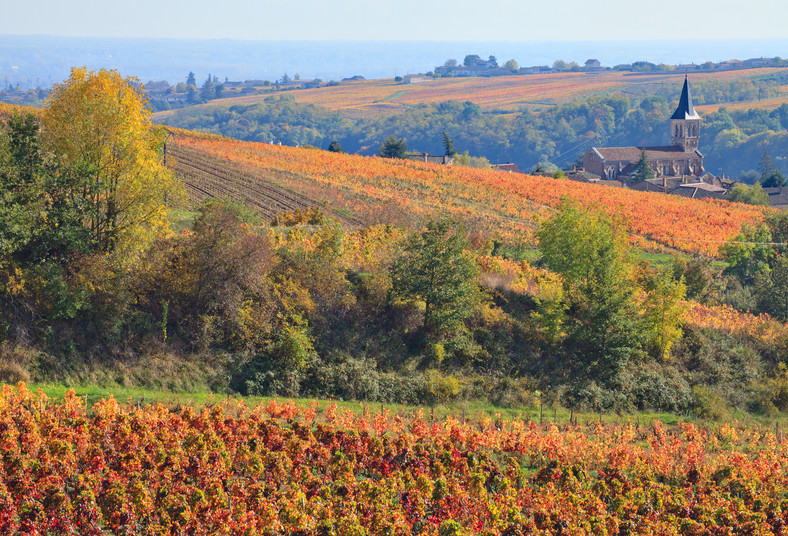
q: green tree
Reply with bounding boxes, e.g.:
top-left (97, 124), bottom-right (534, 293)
top-left (728, 182), bottom-right (770, 206)
top-left (720, 222), bottom-right (774, 284)
top-left (639, 267), bottom-right (687, 359)
top-left (537, 202), bottom-right (643, 376)
top-left (761, 171), bottom-right (786, 188)
top-left (327, 140), bottom-right (343, 153)
top-left (630, 149), bottom-right (654, 185)
top-left (463, 55), bottom-right (482, 67)
top-left (186, 72), bottom-right (196, 87)
top-left (755, 254), bottom-right (788, 321)
top-left (758, 151), bottom-right (778, 181)
top-left (390, 217), bottom-right (480, 338)
top-left (377, 136), bottom-right (407, 159)
top-left (1, 112), bottom-right (88, 265)
top-left (441, 131), bottom-right (456, 157)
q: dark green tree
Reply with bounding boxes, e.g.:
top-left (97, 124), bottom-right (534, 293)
top-left (186, 72), bottom-right (196, 87)
top-left (390, 217), bottom-right (480, 338)
top-left (441, 131), bottom-right (456, 157)
top-left (756, 254), bottom-right (788, 321)
top-left (630, 149), bottom-right (654, 185)
top-left (377, 136), bottom-right (407, 159)
top-left (327, 140), bottom-right (343, 153)
top-left (758, 151), bottom-right (778, 180)
top-left (762, 171), bottom-right (786, 188)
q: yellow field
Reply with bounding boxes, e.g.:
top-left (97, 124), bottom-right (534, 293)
top-left (153, 67), bottom-right (788, 121)
top-left (0, 102), bottom-right (40, 121)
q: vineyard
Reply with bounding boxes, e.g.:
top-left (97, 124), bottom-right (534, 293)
top-left (168, 130), bottom-right (770, 256)
top-left (168, 141), bottom-right (360, 226)
top-left (2, 383), bottom-right (787, 535)
top-left (153, 67), bottom-right (788, 121)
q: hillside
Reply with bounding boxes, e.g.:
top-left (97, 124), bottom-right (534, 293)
top-left (168, 128), bottom-right (769, 256)
top-left (154, 67), bottom-right (788, 121)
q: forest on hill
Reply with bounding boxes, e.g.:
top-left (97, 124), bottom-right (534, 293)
top-left (2, 68), bottom-right (788, 420)
top-left (157, 69), bottom-right (788, 177)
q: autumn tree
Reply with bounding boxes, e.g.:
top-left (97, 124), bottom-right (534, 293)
top-left (42, 67), bottom-right (177, 254)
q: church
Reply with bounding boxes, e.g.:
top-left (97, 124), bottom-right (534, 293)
top-left (581, 76), bottom-right (705, 182)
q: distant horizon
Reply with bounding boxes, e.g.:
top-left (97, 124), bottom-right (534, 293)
top-left (2, 35), bottom-right (787, 88)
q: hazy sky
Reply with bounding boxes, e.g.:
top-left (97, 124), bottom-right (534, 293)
top-left (3, 0), bottom-right (788, 41)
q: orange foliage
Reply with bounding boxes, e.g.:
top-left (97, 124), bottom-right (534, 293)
top-left (171, 131), bottom-right (768, 256)
top-left (3, 383), bottom-right (788, 534)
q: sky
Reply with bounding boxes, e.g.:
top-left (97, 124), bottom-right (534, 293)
top-left (3, 0), bottom-right (788, 41)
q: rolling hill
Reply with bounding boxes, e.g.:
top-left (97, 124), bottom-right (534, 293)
top-left (167, 128), bottom-right (769, 257)
top-left (154, 67), bottom-right (788, 121)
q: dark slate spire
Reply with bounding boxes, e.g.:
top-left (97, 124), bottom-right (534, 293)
top-left (671, 75), bottom-right (700, 120)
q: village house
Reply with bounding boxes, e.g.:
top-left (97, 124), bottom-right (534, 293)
top-left (581, 75), bottom-right (705, 183)
top-left (584, 59), bottom-right (602, 71)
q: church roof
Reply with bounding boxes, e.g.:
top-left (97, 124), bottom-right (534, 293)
top-left (671, 75), bottom-right (700, 120)
top-left (592, 146), bottom-right (701, 162)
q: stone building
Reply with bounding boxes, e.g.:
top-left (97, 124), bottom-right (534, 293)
top-left (581, 76), bottom-right (704, 181)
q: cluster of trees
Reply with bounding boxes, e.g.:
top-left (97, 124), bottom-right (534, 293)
top-left (0, 68), bottom-right (175, 345)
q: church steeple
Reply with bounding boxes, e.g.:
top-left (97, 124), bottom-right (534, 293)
top-left (671, 75), bottom-right (701, 152)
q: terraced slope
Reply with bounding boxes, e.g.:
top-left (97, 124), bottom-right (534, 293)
top-left (168, 140), bottom-right (362, 226)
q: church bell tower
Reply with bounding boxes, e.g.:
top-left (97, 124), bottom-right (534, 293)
top-left (671, 75), bottom-right (700, 152)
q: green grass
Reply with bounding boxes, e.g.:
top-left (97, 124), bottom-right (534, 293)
top-left (17, 382), bottom-right (785, 430)
top-left (636, 250), bottom-right (683, 267)
top-left (376, 91), bottom-right (407, 103)
top-left (168, 206), bottom-right (199, 233)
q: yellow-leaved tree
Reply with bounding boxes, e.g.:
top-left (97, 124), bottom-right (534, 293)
top-left (42, 67), bottom-right (177, 254)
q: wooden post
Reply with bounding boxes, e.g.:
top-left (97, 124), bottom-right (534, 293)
top-left (553, 407), bottom-right (557, 422)
top-left (539, 401), bottom-right (543, 424)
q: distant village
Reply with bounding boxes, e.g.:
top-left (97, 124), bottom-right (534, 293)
top-left (426, 54), bottom-right (788, 79)
top-left (2, 55), bottom-right (786, 108)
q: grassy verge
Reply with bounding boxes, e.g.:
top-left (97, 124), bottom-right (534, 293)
top-left (16, 382), bottom-right (786, 431)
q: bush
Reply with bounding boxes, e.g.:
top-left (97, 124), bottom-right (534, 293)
top-left (626, 364), bottom-right (695, 413)
top-left (692, 386), bottom-right (731, 420)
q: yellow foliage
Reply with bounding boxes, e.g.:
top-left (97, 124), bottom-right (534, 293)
top-left (42, 67), bottom-right (180, 256)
